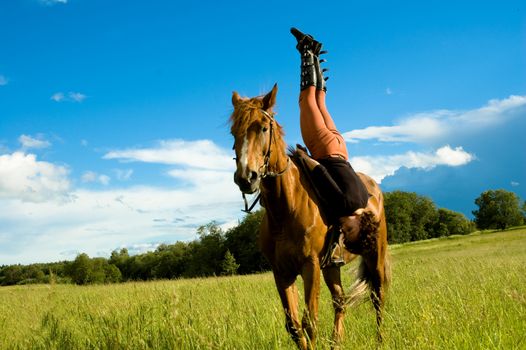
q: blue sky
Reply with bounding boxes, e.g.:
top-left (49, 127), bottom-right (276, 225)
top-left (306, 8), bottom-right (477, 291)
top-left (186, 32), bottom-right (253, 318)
top-left (1, 0), bottom-right (525, 264)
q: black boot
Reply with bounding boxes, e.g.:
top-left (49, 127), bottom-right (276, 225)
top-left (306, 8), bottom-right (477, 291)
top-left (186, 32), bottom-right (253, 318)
top-left (290, 27), bottom-right (322, 54)
top-left (314, 52), bottom-right (329, 92)
top-left (291, 28), bottom-right (319, 90)
top-left (300, 45), bottom-right (317, 90)
top-left (291, 28), bottom-right (329, 91)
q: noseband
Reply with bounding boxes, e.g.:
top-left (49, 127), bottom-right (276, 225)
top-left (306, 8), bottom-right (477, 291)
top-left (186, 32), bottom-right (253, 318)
top-left (239, 109), bottom-right (291, 213)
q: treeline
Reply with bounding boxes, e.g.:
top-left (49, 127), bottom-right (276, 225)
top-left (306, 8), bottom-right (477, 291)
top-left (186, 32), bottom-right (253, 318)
top-left (0, 210), bottom-right (269, 286)
top-left (1, 189), bottom-right (524, 286)
top-left (386, 189), bottom-right (524, 243)
top-left (385, 191), bottom-right (475, 243)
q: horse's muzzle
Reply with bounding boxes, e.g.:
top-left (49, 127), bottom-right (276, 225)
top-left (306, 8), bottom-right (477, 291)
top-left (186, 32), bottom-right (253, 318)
top-left (234, 170), bottom-right (260, 194)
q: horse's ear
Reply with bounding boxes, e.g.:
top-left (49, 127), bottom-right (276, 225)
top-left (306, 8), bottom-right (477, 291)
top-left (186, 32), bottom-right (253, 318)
top-left (262, 83), bottom-right (278, 111)
top-left (232, 91), bottom-right (241, 106)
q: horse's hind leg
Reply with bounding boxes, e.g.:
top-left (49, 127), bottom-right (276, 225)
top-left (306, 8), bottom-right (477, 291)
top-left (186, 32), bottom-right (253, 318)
top-left (364, 248), bottom-right (388, 342)
top-left (322, 266), bottom-right (346, 348)
top-left (362, 256), bottom-right (383, 341)
top-left (273, 272), bottom-right (309, 349)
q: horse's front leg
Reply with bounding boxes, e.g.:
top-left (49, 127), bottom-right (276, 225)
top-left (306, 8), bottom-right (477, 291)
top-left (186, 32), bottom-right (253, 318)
top-left (273, 272), bottom-right (309, 349)
top-left (301, 257), bottom-right (321, 347)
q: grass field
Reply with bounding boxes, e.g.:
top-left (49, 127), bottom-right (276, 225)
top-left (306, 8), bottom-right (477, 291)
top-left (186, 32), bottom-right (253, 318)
top-left (1, 228), bottom-right (525, 349)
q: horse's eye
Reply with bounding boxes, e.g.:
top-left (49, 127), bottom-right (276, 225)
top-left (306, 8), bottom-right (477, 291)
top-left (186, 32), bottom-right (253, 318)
top-left (262, 126), bottom-right (268, 132)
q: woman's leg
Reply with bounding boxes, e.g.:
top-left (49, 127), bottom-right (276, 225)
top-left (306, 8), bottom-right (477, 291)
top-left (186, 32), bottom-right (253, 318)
top-left (299, 87), bottom-right (341, 160)
top-left (315, 90), bottom-right (337, 131)
top-left (300, 87), bottom-right (328, 138)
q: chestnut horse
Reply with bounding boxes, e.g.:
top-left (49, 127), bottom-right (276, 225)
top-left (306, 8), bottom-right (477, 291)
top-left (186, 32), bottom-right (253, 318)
top-left (229, 84), bottom-right (390, 349)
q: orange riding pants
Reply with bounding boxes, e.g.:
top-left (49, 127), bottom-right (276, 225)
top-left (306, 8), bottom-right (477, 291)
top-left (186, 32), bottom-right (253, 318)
top-left (299, 87), bottom-right (349, 160)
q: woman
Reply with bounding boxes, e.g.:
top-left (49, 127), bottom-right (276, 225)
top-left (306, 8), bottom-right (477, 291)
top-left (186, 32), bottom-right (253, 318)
top-left (290, 27), bottom-right (369, 248)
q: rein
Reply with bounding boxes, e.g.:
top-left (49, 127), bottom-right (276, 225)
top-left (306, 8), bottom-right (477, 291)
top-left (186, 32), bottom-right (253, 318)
top-left (240, 109), bottom-right (290, 213)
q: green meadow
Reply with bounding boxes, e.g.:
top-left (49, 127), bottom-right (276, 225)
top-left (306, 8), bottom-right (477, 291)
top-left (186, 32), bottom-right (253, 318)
top-left (1, 228), bottom-right (525, 349)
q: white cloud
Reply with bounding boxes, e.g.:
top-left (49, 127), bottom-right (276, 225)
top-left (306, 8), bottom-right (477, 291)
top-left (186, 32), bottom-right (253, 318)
top-left (344, 95), bottom-right (526, 143)
top-left (167, 168), bottom-right (232, 185)
top-left (0, 75), bottom-right (8, 86)
top-left (19, 134), bottom-right (51, 149)
top-left (40, 0), bottom-right (67, 5)
top-left (51, 92), bottom-right (65, 102)
top-left (51, 91), bottom-right (86, 103)
top-left (125, 243), bottom-right (161, 255)
top-left (69, 92), bottom-right (86, 102)
top-left (511, 181), bottom-right (519, 187)
top-left (81, 171), bottom-right (97, 183)
top-left (386, 87), bottom-right (392, 95)
top-left (0, 181), bottom-right (241, 264)
top-left (0, 152), bottom-right (71, 202)
top-left (81, 171), bottom-right (111, 186)
top-left (0, 138), bottom-right (244, 264)
top-left (434, 145), bottom-right (474, 166)
top-left (113, 169), bottom-right (133, 181)
top-left (104, 139), bottom-right (235, 171)
top-left (98, 175), bottom-right (111, 186)
top-left (350, 145), bottom-right (474, 183)
top-left (345, 115), bottom-right (446, 143)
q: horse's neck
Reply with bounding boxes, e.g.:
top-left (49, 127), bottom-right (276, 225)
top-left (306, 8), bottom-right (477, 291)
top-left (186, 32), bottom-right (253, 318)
top-left (260, 150), bottom-right (300, 224)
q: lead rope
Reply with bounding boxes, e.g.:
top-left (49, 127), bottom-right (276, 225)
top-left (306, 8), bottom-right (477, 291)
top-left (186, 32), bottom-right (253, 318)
top-left (242, 192), bottom-right (261, 213)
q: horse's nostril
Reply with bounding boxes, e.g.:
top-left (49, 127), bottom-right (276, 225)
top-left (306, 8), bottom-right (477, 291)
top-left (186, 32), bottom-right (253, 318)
top-left (250, 171), bottom-right (258, 181)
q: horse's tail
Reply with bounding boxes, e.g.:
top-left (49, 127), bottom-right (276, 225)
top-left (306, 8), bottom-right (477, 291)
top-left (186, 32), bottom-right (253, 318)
top-left (383, 249), bottom-right (392, 292)
top-left (344, 209), bottom-right (391, 307)
top-left (344, 260), bottom-right (370, 307)
top-left (345, 250), bottom-right (391, 308)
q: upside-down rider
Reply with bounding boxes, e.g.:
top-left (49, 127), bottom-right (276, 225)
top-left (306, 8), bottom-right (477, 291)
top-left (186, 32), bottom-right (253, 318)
top-left (290, 27), bottom-right (369, 265)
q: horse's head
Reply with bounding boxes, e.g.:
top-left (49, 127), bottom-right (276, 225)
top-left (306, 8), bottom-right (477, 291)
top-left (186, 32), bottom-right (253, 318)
top-left (229, 84), bottom-right (281, 194)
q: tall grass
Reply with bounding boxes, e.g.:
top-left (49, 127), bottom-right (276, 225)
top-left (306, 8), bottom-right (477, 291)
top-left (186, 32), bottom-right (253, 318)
top-left (1, 228), bottom-right (525, 349)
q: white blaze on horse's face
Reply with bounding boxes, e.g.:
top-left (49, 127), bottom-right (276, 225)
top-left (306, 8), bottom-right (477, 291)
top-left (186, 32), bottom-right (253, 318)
top-left (239, 135), bottom-right (249, 172)
top-left (233, 121), bottom-right (269, 194)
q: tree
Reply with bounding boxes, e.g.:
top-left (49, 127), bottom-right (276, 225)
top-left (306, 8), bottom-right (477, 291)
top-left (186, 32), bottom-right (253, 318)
top-left (184, 221), bottom-right (226, 277)
top-left (384, 191), bottom-right (438, 243)
top-left (0, 265), bottom-right (23, 286)
top-left (152, 242), bottom-right (190, 279)
top-left (225, 209), bottom-right (270, 274)
top-left (69, 253), bottom-right (92, 285)
top-left (384, 191), bottom-right (412, 243)
top-left (103, 264), bottom-right (122, 283)
top-left (128, 252), bottom-right (158, 280)
top-left (434, 208), bottom-right (475, 236)
top-left (20, 265), bottom-right (46, 284)
top-left (472, 189), bottom-right (524, 230)
top-left (109, 248), bottom-right (131, 280)
top-left (221, 250), bottom-right (240, 276)
top-left (411, 195), bottom-right (439, 240)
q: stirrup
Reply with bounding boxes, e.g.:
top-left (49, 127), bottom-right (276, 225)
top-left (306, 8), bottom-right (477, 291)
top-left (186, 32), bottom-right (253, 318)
top-left (329, 242), bottom-right (345, 267)
top-left (321, 227), bottom-right (345, 269)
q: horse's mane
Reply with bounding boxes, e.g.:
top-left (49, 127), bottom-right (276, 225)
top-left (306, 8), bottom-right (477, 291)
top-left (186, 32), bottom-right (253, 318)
top-left (229, 95), bottom-right (285, 143)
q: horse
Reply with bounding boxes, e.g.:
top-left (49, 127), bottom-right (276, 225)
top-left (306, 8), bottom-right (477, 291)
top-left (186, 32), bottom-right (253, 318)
top-left (229, 84), bottom-right (390, 349)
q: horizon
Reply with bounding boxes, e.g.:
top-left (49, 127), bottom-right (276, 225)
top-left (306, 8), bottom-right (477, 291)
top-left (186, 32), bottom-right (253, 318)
top-left (1, 0), bottom-right (525, 265)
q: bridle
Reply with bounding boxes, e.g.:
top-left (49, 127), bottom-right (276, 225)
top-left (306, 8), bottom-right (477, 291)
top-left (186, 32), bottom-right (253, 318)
top-left (258, 109), bottom-right (290, 178)
top-left (237, 108), bottom-right (290, 213)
